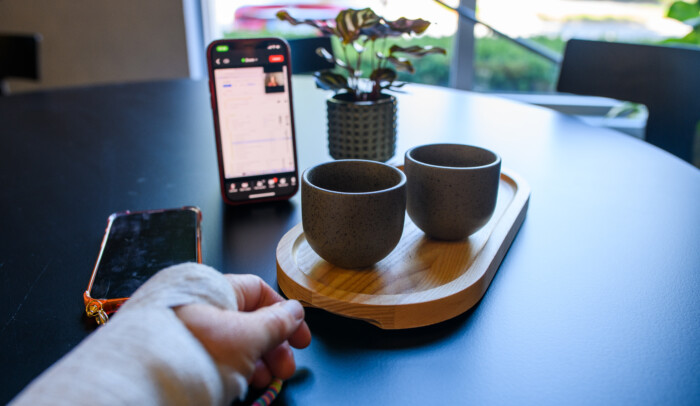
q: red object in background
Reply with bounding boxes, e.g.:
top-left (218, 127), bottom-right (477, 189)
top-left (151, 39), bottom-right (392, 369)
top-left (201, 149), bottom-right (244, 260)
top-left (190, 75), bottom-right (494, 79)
top-left (269, 54), bottom-right (284, 63)
top-left (233, 4), bottom-right (344, 31)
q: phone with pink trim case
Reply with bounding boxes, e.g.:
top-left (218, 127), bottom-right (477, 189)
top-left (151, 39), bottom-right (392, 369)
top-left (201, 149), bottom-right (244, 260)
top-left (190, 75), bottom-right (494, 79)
top-left (84, 207), bottom-right (202, 322)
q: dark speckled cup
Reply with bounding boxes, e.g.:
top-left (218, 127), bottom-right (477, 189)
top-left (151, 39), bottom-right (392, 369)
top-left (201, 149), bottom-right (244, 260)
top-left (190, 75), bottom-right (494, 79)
top-left (302, 159), bottom-right (406, 269)
top-left (405, 144), bottom-right (501, 241)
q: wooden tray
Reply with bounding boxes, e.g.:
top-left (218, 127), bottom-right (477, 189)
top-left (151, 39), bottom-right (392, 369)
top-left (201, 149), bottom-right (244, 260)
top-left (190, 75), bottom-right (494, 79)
top-left (276, 169), bottom-right (530, 329)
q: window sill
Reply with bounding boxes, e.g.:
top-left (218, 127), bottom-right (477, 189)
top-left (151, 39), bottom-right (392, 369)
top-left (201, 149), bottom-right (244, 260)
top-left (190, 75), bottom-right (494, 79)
top-left (493, 92), bottom-right (647, 139)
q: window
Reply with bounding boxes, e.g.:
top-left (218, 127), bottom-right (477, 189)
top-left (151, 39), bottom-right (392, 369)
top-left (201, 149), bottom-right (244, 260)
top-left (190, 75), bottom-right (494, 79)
top-left (201, 0), bottom-right (694, 93)
top-left (202, 0), bottom-right (457, 87)
top-left (471, 0), bottom-right (692, 92)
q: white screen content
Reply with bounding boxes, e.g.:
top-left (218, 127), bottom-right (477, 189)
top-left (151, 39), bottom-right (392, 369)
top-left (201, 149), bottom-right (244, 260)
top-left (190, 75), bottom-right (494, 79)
top-left (214, 66), bottom-right (295, 179)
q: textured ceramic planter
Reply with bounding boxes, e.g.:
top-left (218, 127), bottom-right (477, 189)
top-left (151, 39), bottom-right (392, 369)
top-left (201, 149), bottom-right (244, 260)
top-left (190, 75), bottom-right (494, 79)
top-left (326, 93), bottom-right (397, 162)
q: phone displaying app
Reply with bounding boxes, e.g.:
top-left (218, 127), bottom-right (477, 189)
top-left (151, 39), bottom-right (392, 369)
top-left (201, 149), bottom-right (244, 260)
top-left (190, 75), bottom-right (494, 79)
top-left (207, 38), bottom-right (299, 205)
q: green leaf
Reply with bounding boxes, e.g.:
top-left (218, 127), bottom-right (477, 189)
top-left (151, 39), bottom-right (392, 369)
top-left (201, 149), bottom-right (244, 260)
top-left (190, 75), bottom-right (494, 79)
top-left (315, 46), bottom-right (335, 64)
top-left (360, 24), bottom-right (402, 39)
top-left (314, 71), bottom-right (349, 91)
top-left (667, 1), bottom-right (700, 23)
top-left (335, 10), bottom-right (359, 45)
top-left (369, 68), bottom-right (397, 84)
top-left (315, 47), bottom-right (354, 74)
top-left (385, 56), bottom-right (415, 73)
top-left (356, 8), bottom-right (381, 28)
top-left (384, 82), bottom-right (408, 93)
top-left (606, 101), bottom-right (644, 118)
top-left (390, 82), bottom-right (408, 89)
top-left (663, 28), bottom-right (700, 45)
top-left (389, 45), bottom-right (447, 57)
top-left (686, 16), bottom-right (700, 29)
top-left (276, 10), bottom-right (337, 36)
top-left (335, 8), bottom-right (380, 44)
top-left (682, 28), bottom-right (700, 43)
top-left (276, 10), bottom-right (296, 24)
top-left (386, 17), bottom-right (431, 35)
top-left (353, 41), bottom-right (365, 54)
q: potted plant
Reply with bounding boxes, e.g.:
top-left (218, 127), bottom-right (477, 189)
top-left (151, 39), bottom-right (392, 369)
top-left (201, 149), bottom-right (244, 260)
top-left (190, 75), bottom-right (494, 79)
top-left (277, 8), bottom-right (446, 161)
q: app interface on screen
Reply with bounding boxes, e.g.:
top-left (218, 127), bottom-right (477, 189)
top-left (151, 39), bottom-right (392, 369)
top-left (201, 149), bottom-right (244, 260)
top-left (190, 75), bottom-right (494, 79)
top-left (212, 42), bottom-right (297, 200)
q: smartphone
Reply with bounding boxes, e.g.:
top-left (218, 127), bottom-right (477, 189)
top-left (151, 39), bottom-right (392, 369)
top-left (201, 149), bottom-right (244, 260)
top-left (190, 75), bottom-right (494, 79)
top-left (84, 207), bottom-right (202, 322)
top-left (207, 37), bottom-right (299, 205)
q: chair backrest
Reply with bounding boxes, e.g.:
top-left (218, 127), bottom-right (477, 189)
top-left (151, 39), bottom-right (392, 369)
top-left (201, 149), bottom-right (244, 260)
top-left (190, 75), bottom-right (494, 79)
top-left (556, 39), bottom-right (700, 164)
top-left (0, 33), bottom-right (41, 95)
top-left (287, 37), bottom-right (335, 74)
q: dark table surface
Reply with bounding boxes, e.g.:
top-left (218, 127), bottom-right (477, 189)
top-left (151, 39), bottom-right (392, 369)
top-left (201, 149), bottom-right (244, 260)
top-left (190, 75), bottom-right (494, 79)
top-left (1, 77), bottom-right (699, 405)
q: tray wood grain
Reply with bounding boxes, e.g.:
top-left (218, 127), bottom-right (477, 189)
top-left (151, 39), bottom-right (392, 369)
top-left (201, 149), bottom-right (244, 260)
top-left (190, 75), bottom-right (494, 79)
top-left (276, 169), bottom-right (530, 329)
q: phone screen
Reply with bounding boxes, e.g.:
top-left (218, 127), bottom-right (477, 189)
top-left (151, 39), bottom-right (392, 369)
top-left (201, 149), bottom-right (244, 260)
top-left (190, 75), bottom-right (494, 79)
top-left (89, 208), bottom-right (201, 300)
top-left (209, 38), bottom-right (298, 204)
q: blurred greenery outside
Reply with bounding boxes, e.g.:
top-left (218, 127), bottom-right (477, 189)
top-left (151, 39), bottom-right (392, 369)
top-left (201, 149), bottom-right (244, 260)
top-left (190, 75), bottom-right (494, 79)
top-left (225, 29), bottom-right (563, 92)
top-left (223, 0), bottom-right (699, 93)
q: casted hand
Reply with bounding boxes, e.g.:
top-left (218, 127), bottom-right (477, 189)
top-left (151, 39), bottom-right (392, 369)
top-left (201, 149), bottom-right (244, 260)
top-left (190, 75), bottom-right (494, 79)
top-left (175, 274), bottom-right (312, 388)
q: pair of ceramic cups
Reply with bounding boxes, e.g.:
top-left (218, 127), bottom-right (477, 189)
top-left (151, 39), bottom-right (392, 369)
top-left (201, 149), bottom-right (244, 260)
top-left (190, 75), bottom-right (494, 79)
top-left (302, 144), bottom-right (501, 269)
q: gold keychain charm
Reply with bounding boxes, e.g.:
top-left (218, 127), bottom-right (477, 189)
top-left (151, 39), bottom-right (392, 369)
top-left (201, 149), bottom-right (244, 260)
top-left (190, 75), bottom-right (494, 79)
top-left (85, 300), bottom-right (109, 325)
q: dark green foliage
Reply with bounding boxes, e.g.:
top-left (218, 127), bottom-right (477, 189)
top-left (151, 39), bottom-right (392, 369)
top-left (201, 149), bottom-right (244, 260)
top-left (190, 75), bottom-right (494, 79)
top-left (664, 0), bottom-right (700, 46)
top-left (276, 8), bottom-right (447, 101)
top-left (474, 35), bottom-right (564, 92)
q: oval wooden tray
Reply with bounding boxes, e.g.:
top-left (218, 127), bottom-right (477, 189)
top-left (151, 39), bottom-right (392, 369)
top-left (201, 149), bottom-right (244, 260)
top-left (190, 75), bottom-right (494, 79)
top-left (276, 169), bottom-right (530, 329)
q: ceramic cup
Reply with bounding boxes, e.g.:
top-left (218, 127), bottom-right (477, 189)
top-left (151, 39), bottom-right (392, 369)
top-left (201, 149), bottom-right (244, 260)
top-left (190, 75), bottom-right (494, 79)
top-left (302, 159), bottom-right (406, 269)
top-left (405, 144), bottom-right (501, 241)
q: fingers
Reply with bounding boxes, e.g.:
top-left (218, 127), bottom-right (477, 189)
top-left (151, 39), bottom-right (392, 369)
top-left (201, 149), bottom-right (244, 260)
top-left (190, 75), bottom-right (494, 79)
top-left (262, 343), bottom-right (296, 380)
top-left (251, 342), bottom-right (297, 388)
top-left (176, 275), bottom-right (312, 389)
top-left (224, 274), bottom-right (312, 350)
top-left (250, 343), bottom-right (299, 388)
top-left (288, 321), bottom-right (312, 349)
top-left (224, 274), bottom-right (286, 312)
top-left (250, 360), bottom-right (272, 388)
top-left (176, 303), bottom-right (299, 381)
top-left (241, 300), bottom-right (305, 354)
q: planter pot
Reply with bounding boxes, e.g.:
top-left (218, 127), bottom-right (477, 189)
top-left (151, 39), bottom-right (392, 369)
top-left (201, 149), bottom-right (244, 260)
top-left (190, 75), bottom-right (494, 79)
top-left (326, 92), bottom-right (397, 162)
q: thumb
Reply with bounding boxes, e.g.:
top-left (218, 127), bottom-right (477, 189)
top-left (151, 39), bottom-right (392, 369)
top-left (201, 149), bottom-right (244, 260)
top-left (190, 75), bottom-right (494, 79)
top-left (244, 300), bottom-right (305, 355)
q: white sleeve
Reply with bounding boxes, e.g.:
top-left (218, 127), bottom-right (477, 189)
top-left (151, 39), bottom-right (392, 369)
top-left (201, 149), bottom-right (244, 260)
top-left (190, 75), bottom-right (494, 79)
top-left (10, 263), bottom-right (249, 406)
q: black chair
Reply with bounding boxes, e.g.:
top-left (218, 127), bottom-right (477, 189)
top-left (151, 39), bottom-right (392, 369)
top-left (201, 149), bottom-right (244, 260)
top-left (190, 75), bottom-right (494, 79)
top-left (556, 39), bottom-right (700, 164)
top-left (0, 33), bottom-right (41, 96)
top-left (287, 37), bottom-right (335, 74)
